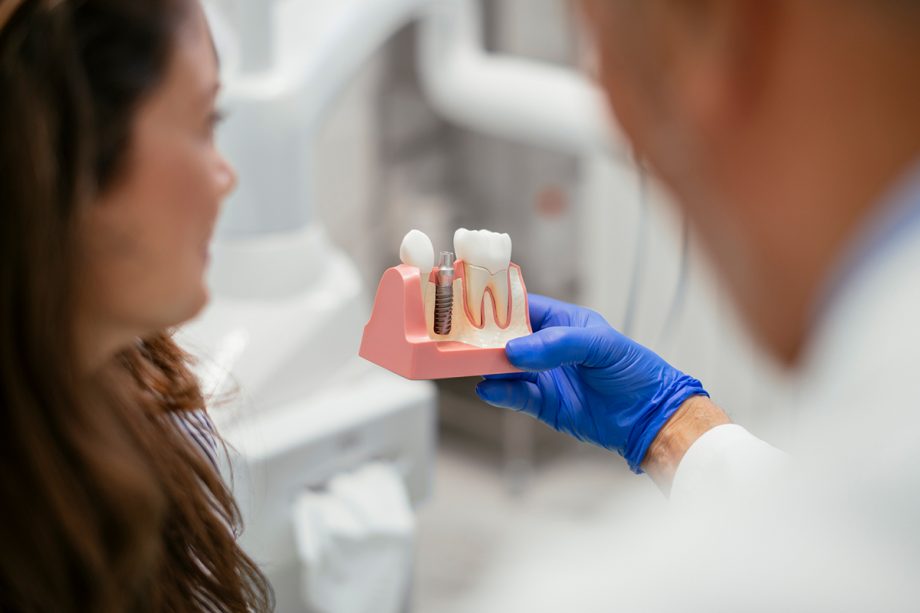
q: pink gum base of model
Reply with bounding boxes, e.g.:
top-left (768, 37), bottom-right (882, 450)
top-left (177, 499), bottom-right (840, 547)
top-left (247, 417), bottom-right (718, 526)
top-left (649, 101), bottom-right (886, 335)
top-left (359, 262), bottom-right (531, 380)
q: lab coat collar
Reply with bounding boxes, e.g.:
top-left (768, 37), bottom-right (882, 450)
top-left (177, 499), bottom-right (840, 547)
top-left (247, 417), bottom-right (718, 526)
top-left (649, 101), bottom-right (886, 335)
top-left (811, 157), bottom-right (920, 332)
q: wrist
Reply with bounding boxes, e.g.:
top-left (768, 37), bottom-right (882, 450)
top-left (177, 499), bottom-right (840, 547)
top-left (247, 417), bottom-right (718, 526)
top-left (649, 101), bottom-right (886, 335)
top-left (641, 395), bottom-right (731, 493)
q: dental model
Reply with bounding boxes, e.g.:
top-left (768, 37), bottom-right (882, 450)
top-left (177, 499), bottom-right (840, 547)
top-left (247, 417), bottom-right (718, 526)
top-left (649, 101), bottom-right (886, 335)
top-left (359, 228), bottom-right (532, 380)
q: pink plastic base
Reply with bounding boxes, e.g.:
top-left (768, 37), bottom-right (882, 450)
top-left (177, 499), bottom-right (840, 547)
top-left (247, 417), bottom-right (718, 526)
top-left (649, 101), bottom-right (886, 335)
top-left (359, 264), bottom-right (530, 380)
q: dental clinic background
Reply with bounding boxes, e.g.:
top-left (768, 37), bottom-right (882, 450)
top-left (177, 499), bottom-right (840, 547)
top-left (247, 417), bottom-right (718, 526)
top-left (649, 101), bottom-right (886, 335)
top-left (144, 0), bottom-right (920, 611)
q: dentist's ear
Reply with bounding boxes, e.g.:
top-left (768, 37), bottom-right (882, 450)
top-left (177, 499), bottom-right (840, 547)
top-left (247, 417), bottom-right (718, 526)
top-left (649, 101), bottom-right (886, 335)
top-left (663, 0), bottom-right (780, 132)
top-left (578, 0), bottom-right (779, 157)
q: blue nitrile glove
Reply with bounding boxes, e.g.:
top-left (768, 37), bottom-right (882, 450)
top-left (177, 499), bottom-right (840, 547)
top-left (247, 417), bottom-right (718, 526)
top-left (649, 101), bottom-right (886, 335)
top-left (476, 295), bottom-right (708, 473)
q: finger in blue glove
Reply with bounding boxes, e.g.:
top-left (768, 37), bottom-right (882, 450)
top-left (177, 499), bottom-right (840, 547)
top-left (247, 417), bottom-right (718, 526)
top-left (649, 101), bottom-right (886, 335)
top-left (476, 295), bottom-right (708, 473)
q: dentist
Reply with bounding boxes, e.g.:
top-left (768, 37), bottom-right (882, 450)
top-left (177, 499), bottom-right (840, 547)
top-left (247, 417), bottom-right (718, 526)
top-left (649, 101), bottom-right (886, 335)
top-left (477, 0), bottom-right (920, 608)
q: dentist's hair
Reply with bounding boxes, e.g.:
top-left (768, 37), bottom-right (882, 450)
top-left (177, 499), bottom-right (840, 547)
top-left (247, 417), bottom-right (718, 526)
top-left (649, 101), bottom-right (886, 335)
top-left (0, 1), bottom-right (271, 611)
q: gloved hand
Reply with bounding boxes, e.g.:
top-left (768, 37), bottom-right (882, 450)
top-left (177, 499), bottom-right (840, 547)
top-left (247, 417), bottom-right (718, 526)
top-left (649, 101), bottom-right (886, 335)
top-left (476, 294), bottom-right (708, 473)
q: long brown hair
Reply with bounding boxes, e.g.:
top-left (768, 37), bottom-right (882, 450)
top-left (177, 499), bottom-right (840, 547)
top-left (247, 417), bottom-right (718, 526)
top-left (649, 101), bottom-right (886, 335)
top-left (0, 0), bottom-right (272, 610)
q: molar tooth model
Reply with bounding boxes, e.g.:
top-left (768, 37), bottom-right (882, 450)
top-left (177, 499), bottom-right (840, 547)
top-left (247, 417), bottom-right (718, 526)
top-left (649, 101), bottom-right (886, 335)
top-left (359, 229), bottom-right (533, 380)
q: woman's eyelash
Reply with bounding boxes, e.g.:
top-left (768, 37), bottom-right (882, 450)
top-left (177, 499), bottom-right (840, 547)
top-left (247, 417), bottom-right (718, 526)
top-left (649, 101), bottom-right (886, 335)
top-left (210, 110), bottom-right (227, 126)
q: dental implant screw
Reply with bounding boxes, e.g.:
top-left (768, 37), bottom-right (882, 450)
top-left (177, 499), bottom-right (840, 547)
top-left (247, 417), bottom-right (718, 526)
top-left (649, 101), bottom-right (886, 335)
top-left (434, 251), bottom-right (455, 336)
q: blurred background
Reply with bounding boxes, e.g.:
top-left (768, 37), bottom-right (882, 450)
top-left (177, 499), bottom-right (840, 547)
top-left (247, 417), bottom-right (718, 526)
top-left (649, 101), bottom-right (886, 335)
top-left (180, 1), bottom-right (793, 611)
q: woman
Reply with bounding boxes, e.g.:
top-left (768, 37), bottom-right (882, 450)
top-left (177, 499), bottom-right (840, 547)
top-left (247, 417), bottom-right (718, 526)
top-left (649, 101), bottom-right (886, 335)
top-left (0, 0), bottom-right (272, 610)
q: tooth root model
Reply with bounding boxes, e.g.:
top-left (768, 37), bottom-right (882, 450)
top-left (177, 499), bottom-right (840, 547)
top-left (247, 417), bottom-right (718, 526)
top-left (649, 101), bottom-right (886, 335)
top-left (359, 228), bottom-right (533, 380)
top-left (454, 228), bottom-right (513, 328)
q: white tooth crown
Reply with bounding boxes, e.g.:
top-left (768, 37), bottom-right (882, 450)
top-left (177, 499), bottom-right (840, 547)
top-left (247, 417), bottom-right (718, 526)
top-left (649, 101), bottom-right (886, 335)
top-left (399, 229), bottom-right (435, 271)
top-left (454, 228), bottom-right (513, 328)
top-left (454, 229), bottom-right (511, 274)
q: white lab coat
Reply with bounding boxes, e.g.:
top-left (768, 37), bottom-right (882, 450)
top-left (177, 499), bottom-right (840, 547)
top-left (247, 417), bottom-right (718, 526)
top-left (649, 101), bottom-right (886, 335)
top-left (654, 166), bottom-right (920, 611)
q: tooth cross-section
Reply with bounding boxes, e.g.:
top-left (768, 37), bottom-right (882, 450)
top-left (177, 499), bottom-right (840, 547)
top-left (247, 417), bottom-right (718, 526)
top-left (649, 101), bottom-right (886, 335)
top-left (454, 228), bottom-right (513, 328)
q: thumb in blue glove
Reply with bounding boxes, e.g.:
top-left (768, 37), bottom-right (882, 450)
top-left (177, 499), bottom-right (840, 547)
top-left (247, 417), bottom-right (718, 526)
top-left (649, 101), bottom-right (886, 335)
top-left (476, 294), bottom-right (708, 473)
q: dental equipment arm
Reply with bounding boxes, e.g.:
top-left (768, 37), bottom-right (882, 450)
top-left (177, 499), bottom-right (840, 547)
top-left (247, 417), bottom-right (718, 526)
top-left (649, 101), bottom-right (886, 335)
top-left (216, 0), bottom-right (619, 237)
top-left (417, 0), bottom-right (620, 158)
top-left (213, 0), bottom-right (430, 237)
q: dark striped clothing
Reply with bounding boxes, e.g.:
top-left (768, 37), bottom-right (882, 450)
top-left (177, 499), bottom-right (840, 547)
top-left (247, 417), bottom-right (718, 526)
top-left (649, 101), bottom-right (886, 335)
top-left (171, 409), bottom-right (219, 469)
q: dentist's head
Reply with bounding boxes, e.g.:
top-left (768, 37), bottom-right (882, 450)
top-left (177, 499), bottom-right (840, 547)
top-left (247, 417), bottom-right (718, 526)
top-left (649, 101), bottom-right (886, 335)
top-left (579, 0), bottom-right (920, 364)
top-left (0, 0), bottom-right (267, 610)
